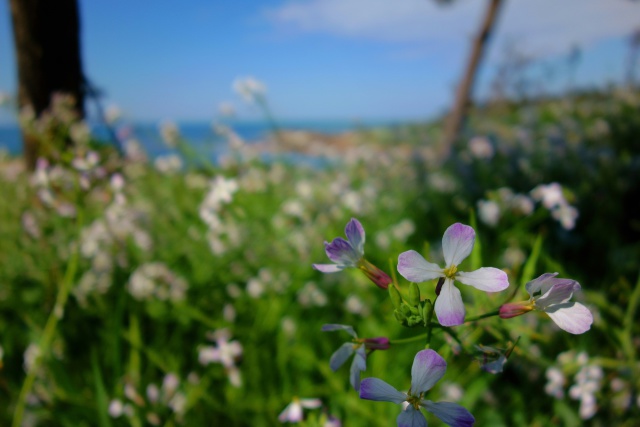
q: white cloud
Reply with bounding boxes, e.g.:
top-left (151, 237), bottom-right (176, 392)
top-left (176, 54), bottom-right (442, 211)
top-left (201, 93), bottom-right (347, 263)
top-left (267, 0), bottom-right (640, 56)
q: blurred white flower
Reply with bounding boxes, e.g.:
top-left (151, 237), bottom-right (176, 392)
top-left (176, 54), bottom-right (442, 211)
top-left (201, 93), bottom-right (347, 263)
top-left (159, 120), bottom-right (180, 147)
top-left (108, 399), bottom-right (124, 418)
top-left (569, 358), bottom-right (603, 420)
top-left (551, 203), bottom-right (579, 230)
top-left (531, 183), bottom-right (565, 210)
top-left (544, 367), bottom-right (566, 399)
top-left (278, 397), bottom-right (322, 423)
top-left (297, 282), bottom-right (327, 307)
top-left (218, 102), bottom-right (236, 117)
top-left (233, 76), bottom-right (266, 103)
top-left (21, 212), bottom-right (40, 239)
top-left (105, 105), bottom-right (122, 124)
top-left (199, 329), bottom-right (243, 387)
top-left (223, 303), bottom-right (236, 322)
top-left (345, 294), bottom-right (369, 316)
top-left (23, 343), bottom-right (40, 373)
top-left (154, 154), bottom-right (183, 174)
top-left (477, 199), bottom-right (501, 227)
top-left (468, 136), bottom-right (494, 159)
top-left (127, 262), bottom-right (188, 302)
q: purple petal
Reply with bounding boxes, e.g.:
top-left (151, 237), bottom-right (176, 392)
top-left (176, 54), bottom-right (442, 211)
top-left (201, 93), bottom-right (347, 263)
top-left (524, 272), bottom-right (576, 297)
top-left (545, 302), bottom-right (593, 334)
top-left (397, 250), bottom-right (443, 283)
top-left (359, 378), bottom-right (406, 404)
top-left (456, 267), bottom-right (509, 292)
top-left (422, 401), bottom-right (475, 427)
top-left (350, 348), bottom-right (367, 391)
top-left (329, 343), bottom-right (355, 371)
top-left (345, 218), bottom-right (365, 256)
top-left (434, 279), bottom-right (465, 326)
top-left (324, 238), bottom-right (361, 267)
top-left (535, 281), bottom-right (580, 310)
top-left (442, 223), bottom-right (475, 267)
top-left (397, 406), bottom-right (427, 427)
top-left (321, 324), bottom-right (357, 338)
top-left (313, 263), bottom-right (343, 273)
top-left (410, 349), bottom-right (447, 394)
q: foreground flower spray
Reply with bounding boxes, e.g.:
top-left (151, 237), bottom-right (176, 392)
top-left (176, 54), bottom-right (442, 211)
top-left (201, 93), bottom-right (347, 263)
top-left (295, 218), bottom-right (594, 426)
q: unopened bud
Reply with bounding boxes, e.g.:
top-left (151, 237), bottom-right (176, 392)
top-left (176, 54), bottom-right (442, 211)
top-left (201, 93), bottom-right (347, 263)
top-left (359, 259), bottom-right (391, 290)
top-left (389, 285), bottom-right (403, 310)
top-left (499, 301), bottom-right (534, 319)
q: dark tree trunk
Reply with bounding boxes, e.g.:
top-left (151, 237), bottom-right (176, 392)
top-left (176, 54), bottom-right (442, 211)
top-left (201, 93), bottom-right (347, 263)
top-left (440, 0), bottom-right (503, 159)
top-left (9, 0), bottom-right (84, 169)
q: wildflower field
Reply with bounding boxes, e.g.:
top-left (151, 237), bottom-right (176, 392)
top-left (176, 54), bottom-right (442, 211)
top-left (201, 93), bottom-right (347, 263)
top-left (1, 87), bottom-right (639, 426)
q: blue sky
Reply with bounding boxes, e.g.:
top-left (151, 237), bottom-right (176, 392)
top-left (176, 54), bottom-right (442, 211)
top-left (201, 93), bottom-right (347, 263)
top-left (0, 0), bottom-right (638, 123)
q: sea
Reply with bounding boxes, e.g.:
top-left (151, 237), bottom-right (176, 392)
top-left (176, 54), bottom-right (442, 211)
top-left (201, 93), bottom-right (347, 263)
top-left (0, 119), bottom-right (403, 164)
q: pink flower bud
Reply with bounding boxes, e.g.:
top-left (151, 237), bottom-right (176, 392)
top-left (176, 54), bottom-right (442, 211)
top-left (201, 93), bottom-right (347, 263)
top-left (363, 337), bottom-right (390, 351)
top-left (499, 301), bottom-right (534, 319)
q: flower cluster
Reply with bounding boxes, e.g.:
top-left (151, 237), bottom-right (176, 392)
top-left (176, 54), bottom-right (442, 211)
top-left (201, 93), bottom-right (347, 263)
top-left (306, 218), bottom-right (594, 426)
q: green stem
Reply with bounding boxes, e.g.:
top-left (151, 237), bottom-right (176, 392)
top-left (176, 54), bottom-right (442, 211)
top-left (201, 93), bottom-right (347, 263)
top-left (13, 216), bottom-right (81, 427)
top-left (425, 300), bottom-right (436, 348)
top-left (465, 310), bottom-right (500, 322)
top-left (390, 334), bottom-right (429, 345)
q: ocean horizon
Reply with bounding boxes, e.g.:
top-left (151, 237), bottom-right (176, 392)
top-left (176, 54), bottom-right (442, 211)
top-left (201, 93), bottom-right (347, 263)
top-left (0, 118), bottom-right (408, 161)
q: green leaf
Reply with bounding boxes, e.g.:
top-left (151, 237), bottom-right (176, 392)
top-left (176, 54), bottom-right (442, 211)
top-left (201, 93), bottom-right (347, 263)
top-left (91, 349), bottom-right (112, 427)
top-left (521, 233), bottom-right (543, 286)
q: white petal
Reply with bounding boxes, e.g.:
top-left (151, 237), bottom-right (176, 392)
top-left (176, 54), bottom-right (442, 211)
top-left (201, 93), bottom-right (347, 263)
top-left (278, 401), bottom-right (302, 422)
top-left (442, 223), bottom-right (475, 267)
top-left (535, 281), bottom-right (580, 310)
top-left (525, 272), bottom-right (559, 297)
top-left (410, 349), bottom-right (447, 394)
top-left (312, 263), bottom-right (343, 273)
top-left (359, 378), bottom-right (406, 404)
top-left (545, 302), bottom-right (593, 334)
top-left (397, 250), bottom-right (443, 283)
top-left (456, 267), bottom-right (509, 292)
top-left (434, 279), bottom-right (465, 326)
top-left (300, 398), bottom-right (322, 409)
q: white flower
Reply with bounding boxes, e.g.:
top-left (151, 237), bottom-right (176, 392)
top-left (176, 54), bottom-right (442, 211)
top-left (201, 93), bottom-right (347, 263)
top-left (544, 367), bottom-right (566, 399)
top-left (105, 105), bottom-right (122, 124)
top-left (154, 154), bottom-right (183, 174)
top-left (468, 136), bottom-right (494, 159)
top-left (477, 199), bottom-right (501, 227)
top-left (278, 397), bottom-right (322, 423)
top-left (108, 399), bottom-right (124, 418)
top-left (159, 120), bottom-right (180, 147)
top-left (127, 263), bottom-right (188, 302)
top-left (233, 77), bottom-right (266, 103)
top-left (531, 183), bottom-right (565, 209)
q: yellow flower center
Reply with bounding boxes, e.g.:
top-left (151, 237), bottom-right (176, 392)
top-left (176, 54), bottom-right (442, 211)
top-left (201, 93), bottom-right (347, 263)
top-left (443, 264), bottom-right (458, 279)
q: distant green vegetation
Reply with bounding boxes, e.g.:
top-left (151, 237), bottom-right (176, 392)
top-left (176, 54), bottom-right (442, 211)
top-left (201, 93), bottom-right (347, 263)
top-left (0, 87), bottom-right (638, 426)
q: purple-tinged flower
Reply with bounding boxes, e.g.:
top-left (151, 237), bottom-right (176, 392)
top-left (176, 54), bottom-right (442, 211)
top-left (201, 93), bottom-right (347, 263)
top-left (322, 324), bottom-right (390, 391)
top-left (278, 397), bottom-right (322, 423)
top-left (499, 273), bottom-right (593, 334)
top-left (398, 223), bottom-right (509, 326)
top-left (360, 349), bottom-right (474, 427)
top-left (313, 218), bottom-right (391, 289)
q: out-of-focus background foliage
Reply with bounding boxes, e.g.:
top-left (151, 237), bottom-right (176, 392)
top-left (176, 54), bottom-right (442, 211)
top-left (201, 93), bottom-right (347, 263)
top-left (0, 1), bottom-right (639, 426)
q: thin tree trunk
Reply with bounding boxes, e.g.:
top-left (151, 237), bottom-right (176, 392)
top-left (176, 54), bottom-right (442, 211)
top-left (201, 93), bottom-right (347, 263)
top-left (9, 0), bottom-right (84, 169)
top-left (440, 0), bottom-right (504, 159)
